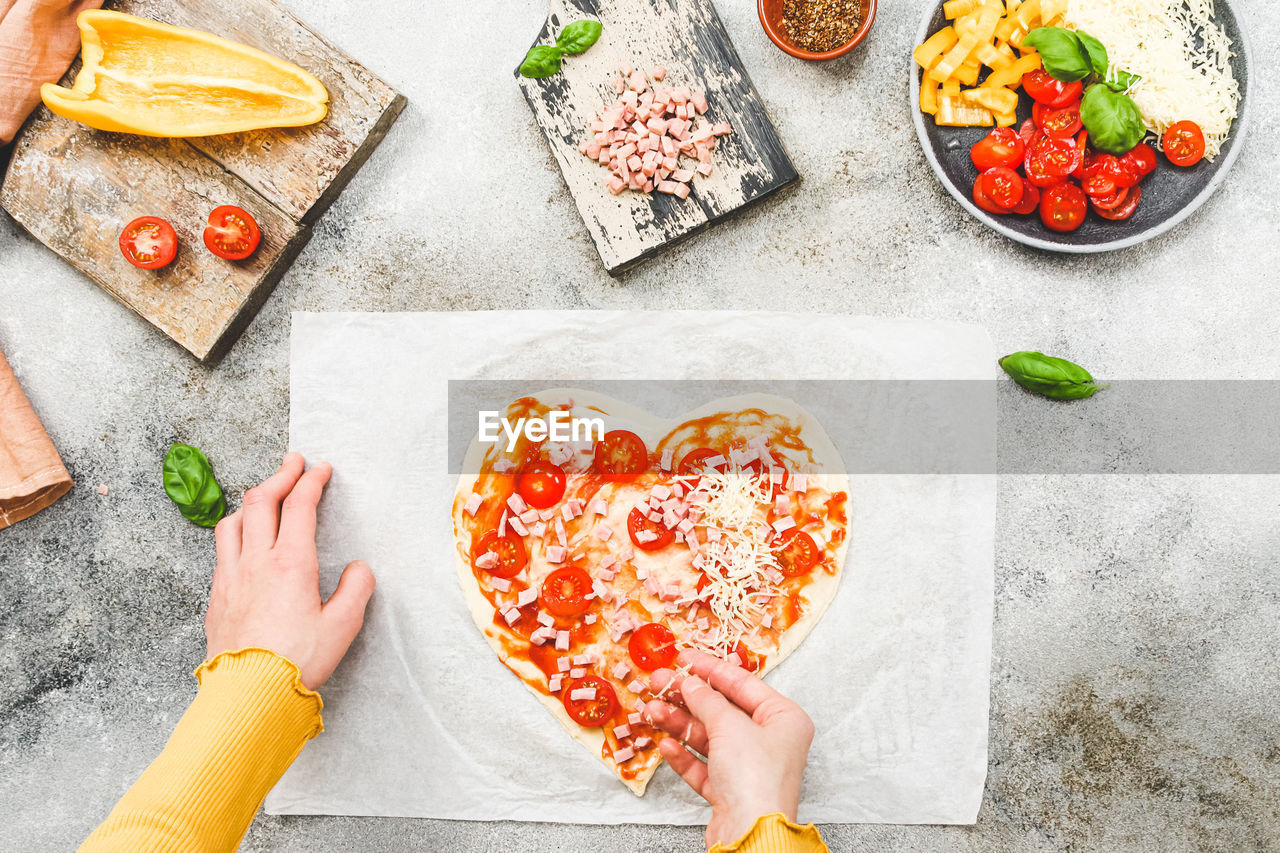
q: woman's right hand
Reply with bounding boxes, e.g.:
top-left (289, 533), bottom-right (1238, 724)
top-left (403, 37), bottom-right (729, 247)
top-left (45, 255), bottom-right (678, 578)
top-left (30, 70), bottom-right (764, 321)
top-left (645, 649), bottom-right (816, 850)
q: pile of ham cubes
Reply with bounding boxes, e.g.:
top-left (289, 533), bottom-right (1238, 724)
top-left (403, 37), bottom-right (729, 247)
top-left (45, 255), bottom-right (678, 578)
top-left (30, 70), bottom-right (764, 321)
top-left (578, 63), bottom-right (732, 198)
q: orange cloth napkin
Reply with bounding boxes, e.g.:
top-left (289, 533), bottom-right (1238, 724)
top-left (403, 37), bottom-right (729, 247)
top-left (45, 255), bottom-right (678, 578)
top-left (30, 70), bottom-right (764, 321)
top-left (0, 348), bottom-right (72, 529)
top-left (0, 0), bottom-right (102, 145)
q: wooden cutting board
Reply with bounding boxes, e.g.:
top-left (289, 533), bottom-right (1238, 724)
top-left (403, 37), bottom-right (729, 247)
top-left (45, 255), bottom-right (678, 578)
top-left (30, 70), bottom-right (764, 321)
top-left (0, 0), bottom-right (405, 362)
top-left (517, 0), bottom-right (798, 275)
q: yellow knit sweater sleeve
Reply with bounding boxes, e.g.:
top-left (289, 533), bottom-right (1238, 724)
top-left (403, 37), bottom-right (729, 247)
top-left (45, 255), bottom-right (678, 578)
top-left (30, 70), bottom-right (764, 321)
top-left (709, 813), bottom-right (829, 853)
top-left (78, 648), bottom-right (323, 853)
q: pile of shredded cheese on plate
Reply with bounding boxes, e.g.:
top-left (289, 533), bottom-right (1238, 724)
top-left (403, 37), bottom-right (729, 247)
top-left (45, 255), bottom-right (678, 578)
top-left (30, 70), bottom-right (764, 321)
top-left (1064, 0), bottom-right (1240, 160)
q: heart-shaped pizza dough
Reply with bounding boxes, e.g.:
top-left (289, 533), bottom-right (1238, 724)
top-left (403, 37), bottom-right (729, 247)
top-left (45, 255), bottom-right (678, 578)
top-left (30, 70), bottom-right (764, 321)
top-left (452, 390), bottom-right (850, 795)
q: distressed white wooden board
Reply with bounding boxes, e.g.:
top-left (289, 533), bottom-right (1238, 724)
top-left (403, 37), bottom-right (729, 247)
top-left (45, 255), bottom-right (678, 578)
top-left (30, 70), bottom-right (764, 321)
top-left (517, 0), bottom-right (799, 275)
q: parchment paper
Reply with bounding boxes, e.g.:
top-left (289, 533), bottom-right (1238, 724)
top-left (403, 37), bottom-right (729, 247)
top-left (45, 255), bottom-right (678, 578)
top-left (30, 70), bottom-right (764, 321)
top-left (268, 311), bottom-right (996, 825)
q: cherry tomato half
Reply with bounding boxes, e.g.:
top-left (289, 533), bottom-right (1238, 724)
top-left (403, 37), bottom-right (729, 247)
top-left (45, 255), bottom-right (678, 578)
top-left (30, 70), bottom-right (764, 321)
top-left (1162, 120), bottom-right (1205, 167)
top-left (1092, 183), bottom-right (1142, 221)
top-left (971, 127), bottom-right (1026, 171)
top-left (562, 675), bottom-right (618, 727)
top-left (1017, 118), bottom-right (1039, 147)
top-left (1082, 173), bottom-right (1117, 198)
top-left (981, 166), bottom-right (1025, 210)
top-left (677, 447), bottom-right (725, 476)
top-left (472, 530), bottom-right (527, 578)
top-left (1099, 153), bottom-right (1141, 188)
top-left (1010, 182), bottom-right (1041, 216)
top-left (776, 530), bottom-right (821, 577)
top-left (1025, 136), bottom-right (1082, 188)
top-left (540, 566), bottom-right (594, 616)
top-left (1071, 131), bottom-right (1091, 179)
top-left (972, 175), bottom-right (1008, 215)
top-left (629, 622), bottom-right (677, 671)
top-left (593, 430), bottom-right (648, 482)
top-left (1039, 182), bottom-right (1088, 233)
top-left (203, 205), bottom-right (260, 260)
top-left (1022, 70), bottom-right (1083, 108)
top-left (119, 216), bottom-right (177, 270)
top-left (1033, 100), bottom-right (1083, 138)
top-left (628, 507), bottom-right (675, 551)
top-left (1089, 184), bottom-right (1130, 212)
top-left (1121, 142), bottom-right (1159, 177)
top-left (517, 461), bottom-right (567, 509)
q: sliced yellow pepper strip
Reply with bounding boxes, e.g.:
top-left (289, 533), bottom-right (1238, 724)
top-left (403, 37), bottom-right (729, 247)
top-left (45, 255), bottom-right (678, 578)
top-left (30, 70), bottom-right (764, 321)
top-left (984, 52), bottom-right (1041, 88)
top-left (41, 10), bottom-right (328, 137)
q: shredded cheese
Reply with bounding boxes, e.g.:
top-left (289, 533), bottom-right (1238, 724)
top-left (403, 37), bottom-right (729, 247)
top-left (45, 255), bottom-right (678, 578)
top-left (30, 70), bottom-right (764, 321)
top-left (1064, 0), bottom-right (1239, 160)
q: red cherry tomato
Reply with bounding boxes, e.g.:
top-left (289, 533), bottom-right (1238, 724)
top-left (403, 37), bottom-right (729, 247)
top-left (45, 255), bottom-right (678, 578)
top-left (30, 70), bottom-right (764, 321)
top-left (1082, 173), bottom-right (1117, 197)
top-left (1089, 184), bottom-right (1130, 212)
top-left (593, 430), bottom-right (648, 482)
top-left (1071, 131), bottom-right (1091, 179)
top-left (1092, 183), bottom-right (1142, 220)
top-left (972, 175), bottom-right (1009, 215)
top-left (1022, 70), bottom-right (1083, 108)
top-left (119, 216), bottom-right (177, 270)
top-left (1033, 100), bottom-right (1083, 138)
top-left (776, 530), bottom-right (821, 577)
top-left (970, 127), bottom-right (1026, 171)
top-left (1097, 153), bottom-right (1141, 188)
top-left (517, 461), bottom-right (567, 509)
top-left (472, 530), bottom-right (527, 578)
top-left (1010, 182), bottom-right (1041, 215)
top-left (1162, 120), bottom-right (1205, 167)
top-left (1121, 142), bottom-right (1158, 177)
top-left (627, 507), bottom-right (675, 551)
top-left (1017, 118), bottom-right (1038, 147)
top-left (1039, 182), bottom-right (1088, 232)
top-left (677, 447), bottom-right (725, 476)
top-left (562, 675), bottom-right (618, 726)
top-left (629, 622), bottom-right (677, 671)
top-left (203, 205), bottom-right (260, 260)
top-left (980, 166), bottom-right (1024, 210)
top-left (540, 566), bottom-right (594, 616)
top-left (1025, 136), bottom-right (1081, 188)
top-left (731, 641), bottom-right (760, 672)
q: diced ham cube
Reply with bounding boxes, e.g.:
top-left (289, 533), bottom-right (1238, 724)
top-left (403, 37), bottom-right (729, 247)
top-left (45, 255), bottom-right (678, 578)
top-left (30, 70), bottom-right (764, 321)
top-left (673, 168), bottom-right (695, 183)
top-left (508, 516), bottom-right (529, 537)
top-left (761, 612), bottom-right (774, 629)
top-left (507, 493), bottom-right (528, 514)
top-left (697, 162), bottom-right (713, 177)
top-left (547, 545), bottom-right (568, 563)
top-left (464, 493), bottom-right (483, 516)
top-left (584, 613), bottom-right (597, 624)
top-left (691, 91), bottom-right (708, 113)
top-left (549, 674), bottom-right (564, 691)
top-left (628, 70), bottom-right (647, 92)
top-left (516, 587), bottom-right (538, 607)
top-left (613, 746), bottom-right (636, 763)
top-left (619, 61), bottom-right (633, 76)
top-left (627, 679), bottom-right (647, 694)
top-left (613, 724), bottom-right (632, 739)
top-left (613, 662), bottom-right (631, 680)
top-left (650, 66), bottom-right (666, 81)
top-left (556, 630), bottom-right (571, 651)
top-left (792, 473), bottom-right (808, 493)
top-left (519, 508), bottom-right (539, 525)
top-left (595, 524), bottom-right (614, 541)
top-left (493, 459), bottom-right (516, 474)
top-left (628, 712), bottom-right (644, 726)
top-left (712, 122), bottom-right (732, 136)
top-left (490, 576), bottom-right (511, 593)
top-left (589, 498), bottom-right (609, 516)
top-left (772, 516), bottom-right (797, 534)
top-left (474, 551), bottom-right (499, 570)
top-left (502, 607), bottom-right (521, 626)
top-left (539, 611), bottom-right (556, 628)
top-left (570, 667), bottom-right (586, 679)
top-left (570, 687), bottom-right (598, 701)
top-left (634, 736), bottom-right (653, 749)
top-left (557, 656), bottom-right (572, 672)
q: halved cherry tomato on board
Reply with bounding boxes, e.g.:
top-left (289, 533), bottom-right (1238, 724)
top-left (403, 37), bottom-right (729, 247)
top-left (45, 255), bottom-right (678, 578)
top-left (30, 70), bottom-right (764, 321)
top-left (203, 205), bottom-right (260, 260)
top-left (541, 566), bottom-right (594, 616)
top-left (1092, 183), bottom-right (1142, 221)
top-left (972, 175), bottom-right (1008, 215)
top-left (981, 166), bottom-right (1024, 210)
top-left (562, 675), bottom-right (618, 727)
top-left (1039, 182), bottom-right (1089, 232)
top-left (1121, 142), bottom-right (1159, 177)
top-left (119, 216), bottom-right (177, 269)
top-left (1025, 136), bottom-right (1082, 188)
top-left (629, 622), bottom-right (677, 671)
top-left (971, 127), bottom-right (1026, 171)
top-left (1098, 153), bottom-right (1141, 188)
top-left (1033, 100), bottom-right (1083, 138)
top-left (1081, 173), bottom-right (1117, 197)
top-left (1089, 184), bottom-right (1130, 212)
top-left (776, 530), bottom-right (821, 577)
top-left (1162, 120), bottom-right (1205, 167)
top-left (628, 507), bottom-right (675, 551)
top-left (1022, 70), bottom-right (1083, 108)
top-left (677, 447), bottom-right (725, 476)
top-left (517, 461), bottom-right (566, 509)
top-left (472, 530), bottom-right (527, 578)
top-left (594, 430), bottom-right (648, 481)
top-left (1010, 182), bottom-right (1041, 216)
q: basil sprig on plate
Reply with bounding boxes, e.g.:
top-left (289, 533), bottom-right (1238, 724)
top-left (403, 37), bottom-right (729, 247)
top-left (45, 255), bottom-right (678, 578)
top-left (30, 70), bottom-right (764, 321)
top-left (1023, 26), bottom-right (1146, 155)
top-left (519, 19), bottom-right (603, 78)
top-left (999, 351), bottom-right (1107, 400)
top-left (163, 443), bottom-right (226, 527)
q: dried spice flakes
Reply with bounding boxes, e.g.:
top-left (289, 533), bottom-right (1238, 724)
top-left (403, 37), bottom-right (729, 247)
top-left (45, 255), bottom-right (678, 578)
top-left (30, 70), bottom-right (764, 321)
top-left (780, 0), bottom-right (863, 54)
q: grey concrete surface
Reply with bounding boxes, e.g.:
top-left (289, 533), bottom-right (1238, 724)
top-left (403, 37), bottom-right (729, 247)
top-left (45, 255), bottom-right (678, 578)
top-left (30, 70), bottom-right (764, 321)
top-left (2, 0), bottom-right (1278, 850)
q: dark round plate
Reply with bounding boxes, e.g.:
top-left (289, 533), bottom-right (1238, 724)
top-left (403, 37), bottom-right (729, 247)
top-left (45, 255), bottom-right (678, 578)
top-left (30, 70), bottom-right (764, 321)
top-left (909, 1), bottom-right (1253, 252)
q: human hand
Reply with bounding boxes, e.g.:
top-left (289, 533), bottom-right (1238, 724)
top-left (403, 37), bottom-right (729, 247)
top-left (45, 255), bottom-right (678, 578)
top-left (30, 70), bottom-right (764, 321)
top-left (206, 453), bottom-right (375, 690)
top-left (645, 649), bottom-right (815, 850)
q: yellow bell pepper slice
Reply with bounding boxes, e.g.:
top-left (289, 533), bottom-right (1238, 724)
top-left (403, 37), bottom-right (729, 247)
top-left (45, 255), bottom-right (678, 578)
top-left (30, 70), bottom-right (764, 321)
top-left (41, 10), bottom-right (328, 137)
top-left (984, 52), bottom-right (1041, 88)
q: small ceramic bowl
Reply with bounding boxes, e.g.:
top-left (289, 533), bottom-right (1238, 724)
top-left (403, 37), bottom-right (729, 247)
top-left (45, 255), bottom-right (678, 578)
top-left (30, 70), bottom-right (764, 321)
top-left (758, 0), bottom-right (877, 61)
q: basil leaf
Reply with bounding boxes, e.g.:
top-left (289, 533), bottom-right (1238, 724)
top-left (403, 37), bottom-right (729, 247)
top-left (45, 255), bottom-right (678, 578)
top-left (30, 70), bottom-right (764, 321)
top-left (1075, 31), bottom-right (1109, 76)
top-left (999, 352), bottom-right (1106, 401)
top-left (519, 45), bottom-right (563, 79)
top-left (1022, 27), bottom-right (1091, 82)
top-left (1106, 68), bottom-right (1141, 92)
top-left (1079, 83), bottom-right (1145, 155)
top-left (556, 19), bottom-right (603, 55)
top-left (163, 443), bottom-right (226, 528)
